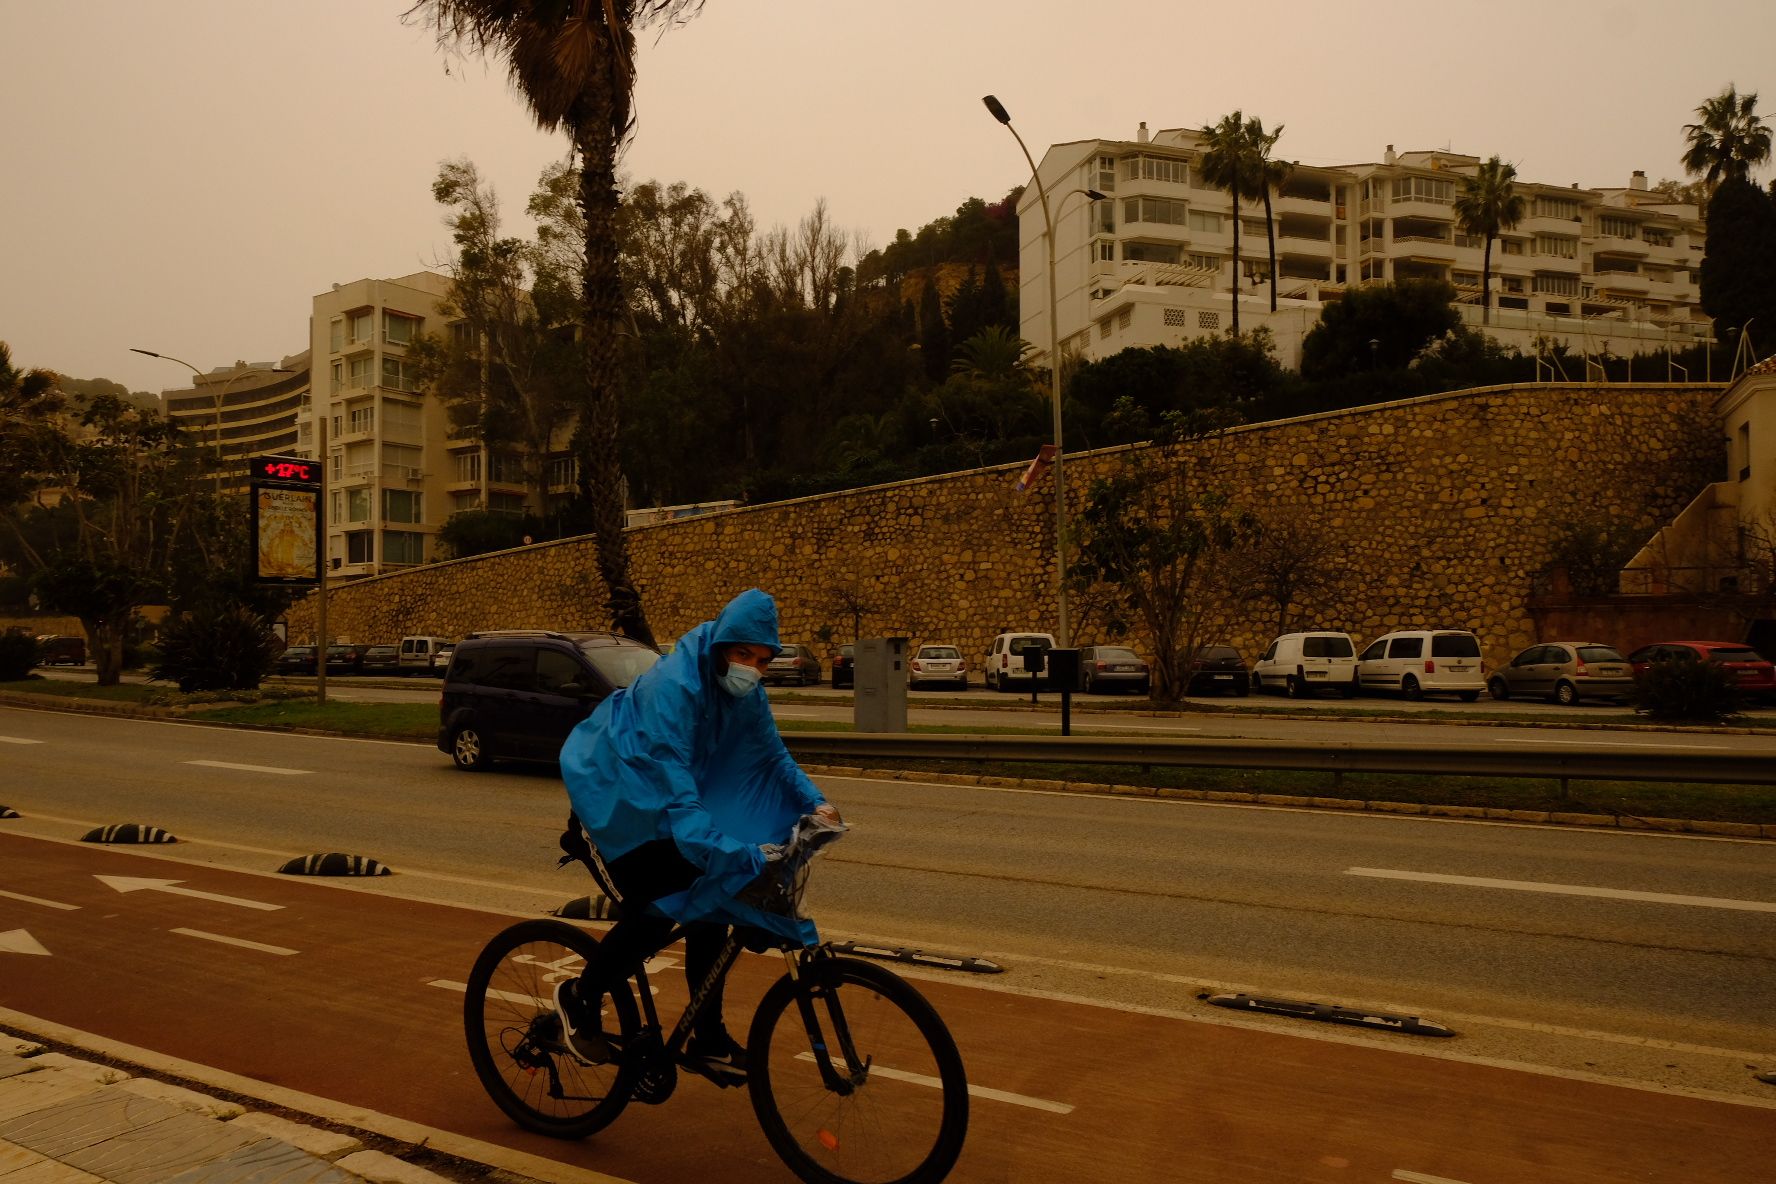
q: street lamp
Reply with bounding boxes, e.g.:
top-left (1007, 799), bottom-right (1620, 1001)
top-left (982, 94), bottom-right (1103, 648)
top-left (132, 348), bottom-right (291, 492)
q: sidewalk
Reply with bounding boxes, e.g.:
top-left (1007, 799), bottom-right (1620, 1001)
top-left (0, 1038), bottom-right (466, 1184)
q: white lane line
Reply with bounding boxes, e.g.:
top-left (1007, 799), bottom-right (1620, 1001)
top-left (170, 928), bottom-right (299, 956)
top-left (184, 760), bottom-right (310, 775)
top-left (1076, 723), bottom-right (1203, 733)
top-left (0, 888), bottom-right (79, 911)
top-left (793, 1051), bottom-right (1072, 1114)
top-left (1394, 1172), bottom-right (1474, 1184)
top-left (1491, 737), bottom-right (1733, 750)
top-left (0, 736), bottom-right (45, 745)
top-left (1347, 867), bottom-right (1776, 913)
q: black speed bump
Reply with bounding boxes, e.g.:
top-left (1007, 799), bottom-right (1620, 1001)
top-left (829, 940), bottom-right (1004, 975)
top-left (0, 806), bottom-right (18, 819)
top-left (1208, 992), bottom-right (1455, 1037)
top-left (277, 853), bottom-right (391, 877)
top-left (81, 824), bottom-right (177, 844)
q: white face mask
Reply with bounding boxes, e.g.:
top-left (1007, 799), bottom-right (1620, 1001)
top-left (720, 662), bottom-right (762, 698)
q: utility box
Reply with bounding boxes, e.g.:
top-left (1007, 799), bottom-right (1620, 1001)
top-left (1046, 648), bottom-right (1082, 693)
top-left (854, 637), bottom-right (909, 733)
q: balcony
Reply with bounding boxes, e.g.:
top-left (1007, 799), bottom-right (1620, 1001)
top-left (1387, 195), bottom-right (1453, 221)
top-left (1592, 237), bottom-right (1649, 259)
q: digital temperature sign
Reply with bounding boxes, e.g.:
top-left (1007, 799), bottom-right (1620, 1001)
top-left (251, 455), bottom-right (320, 486)
top-left (248, 453), bottom-right (321, 585)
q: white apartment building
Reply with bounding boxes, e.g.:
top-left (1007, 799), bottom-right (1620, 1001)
top-left (160, 354), bottom-right (311, 492)
top-left (1020, 124), bottom-right (1711, 371)
top-left (296, 271), bottom-right (539, 578)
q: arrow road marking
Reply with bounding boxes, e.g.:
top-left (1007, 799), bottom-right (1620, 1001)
top-left (184, 760), bottom-right (310, 775)
top-left (1347, 867), bottom-right (1776, 913)
top-left (0, 736), bottom-right (45, 745)
top-left (0, 930), bottom-right (50, 956)
top-left (0, 889), bottom-right (78, 911)
top-left (171, 928), bottom-right (298, 956)
top-left (95, 875), bottom-right (283, 911)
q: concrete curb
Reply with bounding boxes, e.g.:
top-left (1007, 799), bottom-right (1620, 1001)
top-left (798, 763), bottom-right (1776, 840)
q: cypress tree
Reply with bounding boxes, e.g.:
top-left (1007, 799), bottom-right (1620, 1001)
top-left (918, 277), bottom-right (951, 382)
top-left (946, 266), bottom-right (985, 346)
top-left (1700, 177), bottom-right (1776, 352)
top-left (979, 261), bottom-right (1014, 331)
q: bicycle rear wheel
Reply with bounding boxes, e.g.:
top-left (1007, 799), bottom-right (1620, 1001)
top-left (748, 957), bottom-right (968, 1184)
top-left (462, 918), bottom-right (640, 1139)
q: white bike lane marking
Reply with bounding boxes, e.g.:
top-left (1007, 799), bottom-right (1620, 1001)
top-left (1346, 867), bottom-right (1776, 913)
top-left (0, 735), bottom-right (46, 744)
top-left (0, 888), bottom-right (79, 910)
top-left (170, 928), bottom-right (299, 956)
top-left (790, 1052), bottom-right (1073, 1114)
top-left (184, 759), bottom-right (312, 775)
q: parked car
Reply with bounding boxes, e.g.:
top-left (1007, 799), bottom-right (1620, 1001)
top-left (1626, 641), bottom-right (1776, 699)
top-left (986, 632), bottom-right (1055, 691)
top-left (438, 629), bottom-right (660, 770)
top-left (766, 643), bottom-right (822, 686)
top-left (399, 635), bottom-right (453, 677)
top-left (275, 645), bottom-right (318, 676)
top-left (830, 643), bottom-right (855, 689)
top-left (1079, 645), bottom-right (1150, 695)
top-left (431, 642), bottom-right (456, 674)
top-left (908, 644), bottom-right (968, 690)
top-left (1489, 642), bottom-right (1634, 705)
top-left (1251, 632), bottom-right (1359, 698)
top-left (325, 643), bottom-right (367, 675)
top-left (1182, 644), bottom-right (1249, 696)
top-left (1356, 629), bottom-right (1485, 701)
top-left (360, 644), bottom-right (400, 674)
top-left (33, 634), bottom-right (86, 666)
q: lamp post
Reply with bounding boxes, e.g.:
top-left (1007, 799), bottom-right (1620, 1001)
top-left (982, 94), bottom-right (1103, 648)
top-left (131, 349), bottom-right (290, 493)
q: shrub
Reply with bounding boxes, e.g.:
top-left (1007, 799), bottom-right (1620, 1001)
top-left (1631, 659), bottom-right (1744, 723)
top-left (0, 631), bottom-right (39, 680)
top-left (151, 607), bottom-right (281, 693)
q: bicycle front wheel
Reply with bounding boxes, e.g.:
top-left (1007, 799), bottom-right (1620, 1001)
top-left (462, 918), bottom-right (640, 1139)
top-left (748, 957), bottom-right (968, 1184)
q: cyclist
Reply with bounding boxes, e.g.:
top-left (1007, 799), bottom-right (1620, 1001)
top-left (555, 588), bottom-right (841, 1084)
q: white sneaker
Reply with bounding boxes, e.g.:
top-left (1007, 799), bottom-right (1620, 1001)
top-left (551, 979), bottom-right (612, 1065)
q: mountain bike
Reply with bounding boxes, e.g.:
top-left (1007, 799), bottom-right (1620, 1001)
top-left (462, 816), bottom-right (969, 1184)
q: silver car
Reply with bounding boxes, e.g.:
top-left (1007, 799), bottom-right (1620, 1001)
top-left (908, 644), bottom-right (968, 689)
top-left (1488, 642), bottom-right (1633, 705)
top-left (1080, 645), bottom-right (1151, 695)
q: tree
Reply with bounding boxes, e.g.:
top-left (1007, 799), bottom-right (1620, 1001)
top-left (1220, 507), bottom-right (1345, 634)
top-left (1650, 177), bottom-right (1710, 216)
top-left (1069, 410), bottom-right (1255, 702)
top-left (1197, 113), bottom-right (1253, 335)
top-left (1243, 116), bottom-right (1289, 314)
top-left (1452, 156), bottom-right (1527, 326)
top-left (917, 278), bottom-right (950, 381)
top-left (412, 1), bottom-right (709, 647)
top-left (1300, 280), bottom-right (1463, 380)
top-left (1698, 177), bottom-right (1776, 349)
top-left (1064, 335), bottom-right (1283, 448)
top-left (1682, 85), bottom-right (1772, 191)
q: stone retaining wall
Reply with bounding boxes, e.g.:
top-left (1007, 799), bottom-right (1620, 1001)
top-left (285, 383), bottom-right (1723, 670)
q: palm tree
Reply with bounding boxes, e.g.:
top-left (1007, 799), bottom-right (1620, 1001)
top-left (1243, 116), bottom-right (1290, 313)
top-left (411, 0), bottom-right (705, 646)
top-left (1682, 85), bottom-right (1772, 189)
top-left (1198, 113), bottom-right (1254, 335)
top-left (1452, 156), bottom-right (1527, 326)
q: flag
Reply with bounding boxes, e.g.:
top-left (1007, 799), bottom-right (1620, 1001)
top-left (1015, 444), bottom-right (1057, 492)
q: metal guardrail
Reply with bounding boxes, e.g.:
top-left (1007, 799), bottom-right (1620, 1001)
top-left (780, 733), bottom-right (1775, 787)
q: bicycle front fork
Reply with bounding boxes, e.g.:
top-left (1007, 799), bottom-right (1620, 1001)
top-left (784, 950), bottom-right (869, 1095)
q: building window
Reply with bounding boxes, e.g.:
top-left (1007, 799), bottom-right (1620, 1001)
top-left (451, 491), bottom-right (482, 512)
top-left (383, 531), bottom-right (425, 565)
top-left (1163, 308), bottom-right (1189, 327)
top-left (348, 356), bottom-right (374, 388)
top-left (455, 452), bottom-right (482, 483)
top-left (1643, 227), bottom-right (1674, 247)
top-left (1594, 257), bottom-right (1639, 274)
top-left (1095, 202), bottom-right (1115, 234)
top-left (1453, 270), bottom-right (1481, 287)
top-left (1533, 235), bottom-right (1577, 259)
top-left (1454, 232), bottom-right (1485, 249)
top-left (547, 456), bottom-right (576, 488)
top-left (1120, 155), bottom-right (1188, 185)
top-left (1390, 176), bottom-right (1454, 204)
top-left (1534, 273), bottom-right (1580, 296)
top-left (1598, 215), bottom-right (1636, 238)
top-left (1197, 311), bottom-right (1220, 330)
top-left (1498, 295), bottom-right (1529, 310)
top-left (1123, 241), bottom-right (1182, 264)
top-left (488, 492), bottom-right (527, 514)
top-left (1544, 301), bottom-right (1571, 315)
top-left (331, 452), bottom-right (342, 480)
top-left (348, 310), bottom-right (374, 345)
top-left (1188, 252), bottom-right (1220, 271)
top-left (348, 405), bottom-right (374, 434)
top-left (381, 357), bottom-right (418, 392)
top-left (1188, 210), bottom-right (1222, 234)
top-left (330, 361), bottom-right (343, 393)
top-left (1117, 308), bottom-right (1133, 330)
top-left (383, 488), bottom-right (423, 524)
top-left (330, 491), bottom-right (342, 522)
top-left (1122, 197), bottom-right (1187, 226)
top-left (329, 319), bottom-right (344, 354)
top-left (383, 400), bottom-right (422, 439)
top-left (383, 443), bottom-right (423, 480)
top-left (384, 311), bottom-right (419, 345)
top-left (1499, 239), bottom-right (1525, 255)
top-left (1098, 320), bottom-right (1112, 339)
top-left (1533, 195), bottom-right (1581, 220)
top-left (1097, 155), bottom-right (1116, 194)
top-left (488, 452), bottom-right (524, 484)
top-left (345, 487), bottom-right (371, 523)
top-left (1500, 276), bottom-right (1525, 293)
top-left (345, 530), bottom-right (373, 565)
top-left (1097, 240), bottom-right (1115, 262)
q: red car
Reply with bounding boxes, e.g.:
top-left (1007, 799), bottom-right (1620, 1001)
top-left (1626, 641), bottom-right (1776, 696)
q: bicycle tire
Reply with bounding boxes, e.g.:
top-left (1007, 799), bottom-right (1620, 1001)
top-left (462, 918), bottom-right (641, 1139)
top-left (747, 957), bottom-right (969, 1184)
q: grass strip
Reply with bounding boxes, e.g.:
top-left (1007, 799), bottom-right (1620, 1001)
top-left (199, 700), bottom-right (439, 739)
top-left (0, 679), bottom-right (164, 703)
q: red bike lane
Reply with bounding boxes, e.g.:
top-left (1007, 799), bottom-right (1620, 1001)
top-left (1, 831), bottom-right (1769, 1183)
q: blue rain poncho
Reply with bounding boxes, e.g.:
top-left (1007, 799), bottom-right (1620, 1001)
top-left (560, 588), bottom-right (829, 944)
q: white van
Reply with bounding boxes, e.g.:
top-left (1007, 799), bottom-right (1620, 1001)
top-left (986, 632), bottom-right (1055, 691)
top-left (399, 635), bottom-right (453, 677)
top-left (1356, 629), bottom-right (1486, 700)
top-left (1251, 632), bottom-right (1359, 698)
